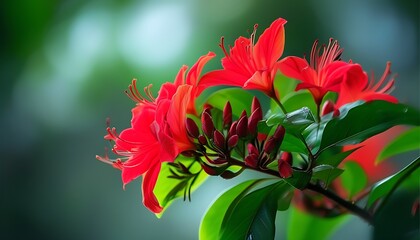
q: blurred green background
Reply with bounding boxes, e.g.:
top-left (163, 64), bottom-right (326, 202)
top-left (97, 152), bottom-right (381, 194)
top-left (1, 0), bottom-right (418, 239)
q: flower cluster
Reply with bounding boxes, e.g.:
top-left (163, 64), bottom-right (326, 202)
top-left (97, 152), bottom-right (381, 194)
top-left (98, 17), bottom-right (417, 237)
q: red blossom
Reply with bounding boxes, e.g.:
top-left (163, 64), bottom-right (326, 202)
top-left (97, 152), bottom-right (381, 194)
top-left (278, 39), bottom-right (359, 105)
top-left (198, 18), bottom-right (287, 98)
top-left (335, 62), bottom-right (398, 108)
top-left (98, 54), bottom-right (214, 213)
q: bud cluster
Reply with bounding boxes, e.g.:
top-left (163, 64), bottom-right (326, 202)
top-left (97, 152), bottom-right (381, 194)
top-left (185, 97), bottom-right (293, 179)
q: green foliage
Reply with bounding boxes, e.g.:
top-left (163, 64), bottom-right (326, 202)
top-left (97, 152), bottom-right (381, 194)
top-left (199, 179), bottom-right (266, 240)
top-left (205, 88), bottom-right (254, 117)
top-left (367, 157), bottom-right (420, 209)
top-left (282, 91), bottom-right (317, 113)
top-left (200, 180), bottom-right (293, 240)
top-left (312, 165), bottom-right (344, 188)
top-left (283, 170), bottom-right (311, 190)
top-left (219, 182), bottom-right (292, 240)
top-left (340, 161), bottom-right (368, 199)
top-left (376, 126), bottom-right (420, 163)
top-left (316, 147), bottom-right (359, 167)
top-left (318, 101), bottom-right (420, 154)
top-left (287, 206), bottom-right (349, 240)
top-left (154, 158), bottom-right (208, 218)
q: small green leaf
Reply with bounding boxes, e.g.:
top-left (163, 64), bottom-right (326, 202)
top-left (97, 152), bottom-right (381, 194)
top-left (280, 133), bottom-right (307, 154)
top-left (199, 179), bottom-right (265, 240)
top-left (205, 88), bottom-right (254, 117)
top-left (282, 90), bottom-right (317, 113)
top-left (319, 101), bottom-right (420, 154)
top-left (273, 73), bottom-right (298, 102)
top-left (287, 206), bottom-right (349, 240)
top-left (219, 182), bottom-right (292, 240)
top-left (376, 127), bottom-right (420, 164)
top-left (154, 159), bottom-right (208, 218)
top-left (340, 161), bottom-right (367, 199)
top-left (312, 164), bottom-right (344, 187)
top-left (284, 170), bottom-right (311, 190)
top-left (282, 107), bottom-right (315, 135)
top-left (367, 157), bottom-right (420, 208)
top-left (316, 147), bottom-right (360, 167)
top-left (266, 112), bottom-right (286, 126)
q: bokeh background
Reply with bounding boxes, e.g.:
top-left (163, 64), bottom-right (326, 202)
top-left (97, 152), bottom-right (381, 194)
top-left (1, 0), bottom-right (419, 239)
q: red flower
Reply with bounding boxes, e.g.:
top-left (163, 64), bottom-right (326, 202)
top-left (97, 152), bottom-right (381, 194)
top-left (279, 39), bottom-right (358, 105)
top-left (97, 54), bottom-right (214, 213)
top-left (335, 62), bottom-right (397, 108)
top-left (198, 18), bottom-right (287, 98)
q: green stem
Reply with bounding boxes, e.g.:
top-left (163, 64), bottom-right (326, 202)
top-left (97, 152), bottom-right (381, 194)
top-left (274, 97), bottom-right (288, 114)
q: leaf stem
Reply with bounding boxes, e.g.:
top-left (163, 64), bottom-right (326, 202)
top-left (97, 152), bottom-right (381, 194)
top-left (307, 183), bottom-right (374, 225)
top-left (274, 98), bottom-right (288, 114)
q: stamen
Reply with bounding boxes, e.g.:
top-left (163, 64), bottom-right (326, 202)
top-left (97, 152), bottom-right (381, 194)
top-left (219, 37), bottom-right (229, 58)
top-left (369, 62), bottom-right (395, 93)
top-left (124, 79), bottom-right (156, 103)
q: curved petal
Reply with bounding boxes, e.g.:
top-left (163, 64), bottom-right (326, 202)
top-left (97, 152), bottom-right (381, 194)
top-left (254, 18), bottom-right (287, 69)
top-left (141, 164), bottom-right (163, 213)
top-left (278, 56), bottom-right (316, 83)
top-left (197, 69), bottom-right (248, 95)
top-left (243, 70), bottom-right (274, 97)
top-left (174, 65), bottom-right (188, 86)
top-left (186, 52), bottom-right (216, 86)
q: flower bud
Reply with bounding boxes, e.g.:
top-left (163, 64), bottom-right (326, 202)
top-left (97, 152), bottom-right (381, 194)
top-left (263, 136), bottom-right (276, 154)
top-left (198, 135), bottom-right (208, 145)
top-left (186, 118), bottom-right (200, 138)
top-left (201, 111), bottom-right (214, 138)
top-left (223, 101), bottom-right (232, 128)
top-left (280, 152), bottom-right (293, 166)
top-left (278, 159), bottom-right (293, 178)
top-left (213, 130), bottom-right (225, 150)
top-left (228, 121), bottom-right (238, 139)
top-left (200, 162), bottom-right (219, 175)
top-left (245, 154), bottom-right (259, 168)
top-left (273, 125), bottom-right (285, 141)
top-left (236, 115), bottom-right (248, 138)
top-left (251, 97), bottom-right (263, 121)
top-left (227, 135), bottom-right (239, 149)
top-left (248, 108), bottom-right (262, 136)
top-left (321, 100), bottom-right (340, 117)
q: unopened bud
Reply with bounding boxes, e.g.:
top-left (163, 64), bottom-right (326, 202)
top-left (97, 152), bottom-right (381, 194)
top-left (236, 115), bottom-right (248, 138)
top-left (186, 118), bottom-right (200, 138)
top-left (278, 159), bottom-right (293, 178)
top-left (201, 111), bottom-right (214, 138)
top-left (227, 135), bottom-right (239, 149)
top-left (198, 135), bottom-right (208, 145)
top-left (280, 152), bottom-right (293, 166)
top-left (213, 130), bottom-right (225, 150)
top-left (245, 154), bottom-right (259, 168)
top-left (263, 137), bottom-right (276, 154)
top-left (223, 101), bottom-right (232, 128)
top-left (248, 108), bottom-right (262, 136)
top-left (228, 121), bottom-right (238, 139)
top-left (321, 100), bottom-right (340, 117)
top-left (251, 97), bottom-right (263, 122)
top-left (273, 125), bottom-right (286, 141)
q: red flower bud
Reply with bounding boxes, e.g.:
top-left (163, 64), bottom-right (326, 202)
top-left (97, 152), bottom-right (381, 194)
top-left (251, 97), bottom-right (263, 121)
top-left (223, 101), bottom-right (232, 128)
top-left (280, 152), bottom-right (293, 166)
top-left (213, 130), bottom-right (225, 150)
top-left (198, 135), bottom-right (208, 145)
top-left (263, 137), bottom-right (276, 154)
top-left (186, 118), bottom-right (200, 138)
top-left (245, 154), bottom-right (259, 168)
top-left (227, 135), bottom-right (239, 149)
top-left (236, 115), bottom-right (248, 138)
top-left (200, 162), bottom-right (219, 175)
top-left (278, 159), bottom-right (293, 178)
top-left (201, 111), bottom-right (214, 138)
top-left (247, 143), bottom-right (259, 156)
top-left (273, 125), bottom-right (285, 141)
top-left (248, 108), bottom-right (262, 136)
top-left (228, 121), bottom-right (238, 139)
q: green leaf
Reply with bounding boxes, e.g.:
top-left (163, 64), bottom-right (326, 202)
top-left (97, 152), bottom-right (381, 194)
top-left (376, 127), bottom-right (420, 164)
top-left (340, 161), bottom-right (368, 199)
top-left (154, 159), bottom-right (207, 218)
top-left (280, 133), bottom-right (307, 154)
top-left (282, 90), bottom-right (317, 114)
top-left (312, 164), bottom-right (344, 187)
top-left (282, 107), bottom-right (315, 135)
top-left (274, 73), bottom-right (298, 101)
top-left (205, 88), bottom-right (254, 117)
top-left (367, 157), bottom-right (420, 208)
top-left (316, 147), bottom-right (360, 167)
top-left (220, 182), bottom-right (292, 240)
top-left (199, 179), bottom-right (265, 240)
top-left (319, 101), bottom-right (420, 154)
top-left (287, 206), bottom-right (349, 240)
top-left (283, 170), bottom-right (311, 190)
